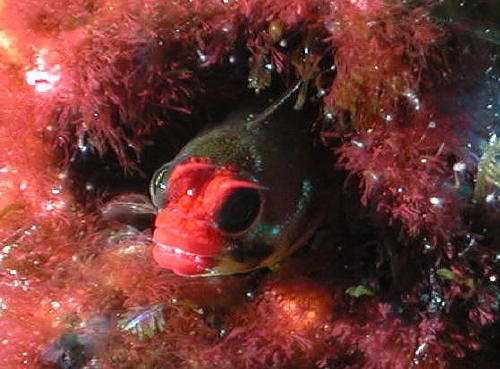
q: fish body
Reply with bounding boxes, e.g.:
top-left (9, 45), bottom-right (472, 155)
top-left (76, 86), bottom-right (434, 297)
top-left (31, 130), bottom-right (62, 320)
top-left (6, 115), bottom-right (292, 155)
top-left (150, 95), bottom-right (324, 276)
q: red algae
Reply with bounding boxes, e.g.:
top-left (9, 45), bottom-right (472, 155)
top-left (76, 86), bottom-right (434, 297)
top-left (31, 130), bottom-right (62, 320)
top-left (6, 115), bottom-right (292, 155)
top-left (0, 0), bottom-right (499, 369)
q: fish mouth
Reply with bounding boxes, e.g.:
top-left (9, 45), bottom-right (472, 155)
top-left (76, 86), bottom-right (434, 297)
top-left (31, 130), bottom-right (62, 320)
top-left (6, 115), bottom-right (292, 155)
top-left (152, 242), bottom-right (218, 276)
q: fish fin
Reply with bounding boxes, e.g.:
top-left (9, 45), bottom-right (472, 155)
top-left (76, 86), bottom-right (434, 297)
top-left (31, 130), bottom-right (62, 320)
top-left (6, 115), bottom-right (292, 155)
top-left (245, 80), bottom-right (303, 131)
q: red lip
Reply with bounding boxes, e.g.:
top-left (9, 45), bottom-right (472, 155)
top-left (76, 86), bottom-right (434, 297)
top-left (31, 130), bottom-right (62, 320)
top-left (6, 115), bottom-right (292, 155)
top-left (152, 209), bottom-right (224, 275)
top-left (153, 225), bottom-right (222, 256)
top-left (152, 242), bottom-right (216, 276)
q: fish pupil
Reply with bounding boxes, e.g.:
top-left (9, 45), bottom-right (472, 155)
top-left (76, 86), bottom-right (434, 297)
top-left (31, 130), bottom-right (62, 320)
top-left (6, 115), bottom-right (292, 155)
top-left (217, 188), bottom-right (261, 234)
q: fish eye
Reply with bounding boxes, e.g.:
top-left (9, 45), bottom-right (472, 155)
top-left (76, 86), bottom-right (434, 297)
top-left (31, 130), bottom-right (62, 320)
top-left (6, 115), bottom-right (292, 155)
top-left (216, 187), bottom-right (261, 235)
top-left (150, 163), bottom-right (172, 208)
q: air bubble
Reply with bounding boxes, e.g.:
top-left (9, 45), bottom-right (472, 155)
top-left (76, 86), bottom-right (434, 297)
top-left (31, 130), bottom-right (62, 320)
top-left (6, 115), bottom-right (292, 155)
top-left (197, 50), bottom-right (208, 63)
top-left (51, 301), bottom-right (61, 309)
top-left (351, 140), bottom-right (365, 148)
top-left (429, 197), bottom-right (442, 206)
top-left (453, 162), bottom-right (466, 172)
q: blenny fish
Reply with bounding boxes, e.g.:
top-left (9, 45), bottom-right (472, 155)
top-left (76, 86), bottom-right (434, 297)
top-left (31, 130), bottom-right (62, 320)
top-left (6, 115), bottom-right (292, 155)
top-left (150, 83), bottom-right (325, 276)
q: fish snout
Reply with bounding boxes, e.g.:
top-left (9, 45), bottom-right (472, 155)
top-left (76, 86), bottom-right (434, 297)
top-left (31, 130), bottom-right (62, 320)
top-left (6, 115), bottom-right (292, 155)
top-left (152, 208), bottom-right (225, 275)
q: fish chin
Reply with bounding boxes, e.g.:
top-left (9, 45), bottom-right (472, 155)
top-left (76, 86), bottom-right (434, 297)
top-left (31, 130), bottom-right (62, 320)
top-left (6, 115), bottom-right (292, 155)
top-left (204, 256), bottom-right (268, 276)
top-left (152, 242), bottom-right (268, 276)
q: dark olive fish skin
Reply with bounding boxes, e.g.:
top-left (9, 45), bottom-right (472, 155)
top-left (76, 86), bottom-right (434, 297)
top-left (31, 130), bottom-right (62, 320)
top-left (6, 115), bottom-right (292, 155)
top-left (150, 92), bottom-right (325, 276)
